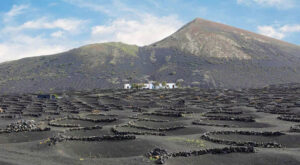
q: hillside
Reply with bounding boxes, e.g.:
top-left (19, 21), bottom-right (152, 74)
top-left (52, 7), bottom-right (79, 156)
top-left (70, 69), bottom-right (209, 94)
top-left (0, 18), bottom-right (300, 93)
top-left (0, 42), bottom-right (143, 93)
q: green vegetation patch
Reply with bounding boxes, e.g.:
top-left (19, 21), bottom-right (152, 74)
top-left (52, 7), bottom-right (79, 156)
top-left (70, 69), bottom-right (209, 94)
top-left (103, 42), bottom-right (139, 57)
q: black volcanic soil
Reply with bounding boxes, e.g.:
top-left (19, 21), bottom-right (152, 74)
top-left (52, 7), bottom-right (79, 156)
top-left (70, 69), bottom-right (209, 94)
top-left (0, 84), bottom-right (300, 164)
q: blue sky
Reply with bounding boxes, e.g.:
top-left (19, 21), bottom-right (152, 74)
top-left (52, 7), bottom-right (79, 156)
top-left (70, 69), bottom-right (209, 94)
top-left (0, 0), bottom-right (299, 62)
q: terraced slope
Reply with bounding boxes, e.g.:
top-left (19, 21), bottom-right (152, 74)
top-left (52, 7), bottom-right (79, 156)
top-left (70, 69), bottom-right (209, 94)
top-left (0, 85), bottom-right (300, 164)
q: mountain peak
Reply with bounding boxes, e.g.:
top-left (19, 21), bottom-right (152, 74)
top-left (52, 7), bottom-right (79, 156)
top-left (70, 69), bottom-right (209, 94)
top-left (150, 18), bottom-right (253, 60)
top-left (150, 18), bottom-right (299, 60)
top-left (191, 17), bottom-right (212, 23)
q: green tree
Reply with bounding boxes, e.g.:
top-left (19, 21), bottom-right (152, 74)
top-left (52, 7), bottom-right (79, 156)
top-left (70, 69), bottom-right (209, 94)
top-left (139, 83), bottom-right (145, 89)
top-left (154, 81), bottom-right (160, 87)
top-left (162, 81), bottom-right (167, 87)
top-left (132, 83), bottom-right (145, 89)
top-left (132, 83), bottom-right (138, 89)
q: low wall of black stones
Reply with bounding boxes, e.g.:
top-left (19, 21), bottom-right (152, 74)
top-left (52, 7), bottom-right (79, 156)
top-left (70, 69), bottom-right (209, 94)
top-left (146, 146), bottom-right (255, 164)
top-left (143, 112), bottom-right (183, 117)
top-left (129, 116), bottom-right (169, 123)
top-left (67, 115), bottom-right (117, 123)
top-left (207, 110), bottom-right (243, 115)
top-left (45, 111), bottom-right (60, 115)
top-left (192, 121), bottom-right (237, 128)
top-left (290, 125), bottom-right (300, 132)
top-left (0, 115), bottom-right (16, 119)
top-left (67, 125), bottom-right (103, 131)
top-left (204, 115), bottom-right (255, 122)
top-left (64, 135), bottom-right (136, 141)
top-left (201, 131), bottom-right (284, 148)
top-left (111, 125), bottom-right (166, 136)
top-left (0, 127), bottom-right (50, 134)
top-left (257, 108), bottom-right (291, 115)
top-left (49, 117), bottom-right (79, 127)
top-left (278, 115), bottom-right (300, 122)
top-left (48, 134), bottom-right (136, 145)
top-left (48, 116), bottom-right (117, 127)
top-left (23, 113), bottom-right (42, 117)
top-left (167, 107), bottom-right (188, 112)
top-left (128, 121), bottom-right (185, 132)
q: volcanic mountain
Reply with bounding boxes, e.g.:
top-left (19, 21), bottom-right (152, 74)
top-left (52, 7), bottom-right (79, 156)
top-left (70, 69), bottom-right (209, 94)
top-left (0, 18), bottom-right (300, 93)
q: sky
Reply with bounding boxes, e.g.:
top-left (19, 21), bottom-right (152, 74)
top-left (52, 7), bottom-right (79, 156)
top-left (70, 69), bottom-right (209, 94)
top-left (0, 0), bottom-right (299, 62)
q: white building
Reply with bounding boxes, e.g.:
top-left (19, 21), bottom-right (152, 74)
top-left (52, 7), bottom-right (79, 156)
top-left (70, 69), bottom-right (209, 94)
top-left (166, 83), bottom-right (177, 89)
top-left (124, 84), bottom-right (131, 89)
top-left (124, 82), bottom-right (177, 89)
top-left (142, 83), bottom-right (155, 89)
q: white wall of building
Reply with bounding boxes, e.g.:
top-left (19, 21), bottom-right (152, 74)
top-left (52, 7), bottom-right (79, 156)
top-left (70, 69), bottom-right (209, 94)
top-left (166, 83), bottom-right (177, 89)
top-left (124, 84), bottom-right (131, 89)
top-left (124, 82), bottom-right (177, 89)
top-left (143, 83), bottom-right (154, 89)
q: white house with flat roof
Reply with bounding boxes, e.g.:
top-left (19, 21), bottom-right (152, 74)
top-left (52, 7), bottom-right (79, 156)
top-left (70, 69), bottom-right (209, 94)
top-left (124, 82), bottom-right (177, 89)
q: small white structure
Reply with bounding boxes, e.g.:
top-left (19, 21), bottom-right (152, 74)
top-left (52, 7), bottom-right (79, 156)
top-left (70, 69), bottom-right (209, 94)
top-left (142, 83), bottom-right (155, 89)
top-left (166, 83), bottom-right (177, 89)
top-left (124, 81), bottom-right (177, 89)
top-left (124, 84), bottom-right (131, 89)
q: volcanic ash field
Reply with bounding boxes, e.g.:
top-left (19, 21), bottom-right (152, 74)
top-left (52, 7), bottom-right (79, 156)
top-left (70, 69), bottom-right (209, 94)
top-left (1, 84), bottom-right (300, 165)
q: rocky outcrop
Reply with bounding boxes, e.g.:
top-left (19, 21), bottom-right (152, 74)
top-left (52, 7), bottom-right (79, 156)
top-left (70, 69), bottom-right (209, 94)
top-left (2, 120), bottom-right (50, 133)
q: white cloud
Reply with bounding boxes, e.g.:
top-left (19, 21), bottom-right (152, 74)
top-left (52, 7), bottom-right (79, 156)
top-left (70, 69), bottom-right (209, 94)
top-left (0, 35), bottom-right (68, 62)
top-left (257, 24), bottom-right (300, 39)
top-left (2, 18), bottom-right (87, 37)
top-left (0, 4), bottom-right (89, 63)
top-left (0, 16), bottom-right (87, 62)
top-left (237, 0), bottom-right (296, 9)
top-left (5, 4), bottom-right (29, 17)
top-left (51, 31), bottom-right (64, 38)
top-left (64, 0), bottom-right (156, 18)
top-left (4, 4), bottom-right (29, 22)
top-left (0, 16), bottom-right (84, 62)
top-left (20, 18), bottom-right (85, 32)
top-left (279, 25), bottom-right (300, 33)
top-left (63, 0), bottom-right (112, 15)
top-left (91, 14), bottom-right (183, 46)
top-left (257, 26), bottom-right (285, 39)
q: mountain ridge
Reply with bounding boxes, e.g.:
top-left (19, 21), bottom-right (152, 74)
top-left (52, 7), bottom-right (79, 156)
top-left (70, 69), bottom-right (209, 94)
top-left (0, 18), bottom-right (300, 94)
